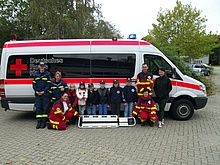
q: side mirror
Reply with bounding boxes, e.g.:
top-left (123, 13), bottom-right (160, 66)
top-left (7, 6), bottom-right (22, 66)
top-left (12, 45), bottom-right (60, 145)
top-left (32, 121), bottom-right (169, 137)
top-left (172, 68), bottom-right (176, 79)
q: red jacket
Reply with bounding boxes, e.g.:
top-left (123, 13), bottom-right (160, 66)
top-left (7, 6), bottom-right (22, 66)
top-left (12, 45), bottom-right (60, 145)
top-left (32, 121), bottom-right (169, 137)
top-left (132, 95), bottom-right (157, 116)
top-left (136, 71), bottom-right (154, 96)
top-left (67, 89), bottom-right (78, 108)
top-left (49, 98), bottom-right (79, 122)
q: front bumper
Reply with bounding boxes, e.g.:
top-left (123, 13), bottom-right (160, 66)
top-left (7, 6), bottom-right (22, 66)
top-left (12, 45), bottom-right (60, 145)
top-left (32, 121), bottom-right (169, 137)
top-left (194, 97), bottom-right (208, 109)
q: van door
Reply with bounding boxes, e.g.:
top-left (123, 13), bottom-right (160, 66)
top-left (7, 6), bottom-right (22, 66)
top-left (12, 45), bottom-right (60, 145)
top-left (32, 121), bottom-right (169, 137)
top-left (143, 54), bottom-right (180, 96)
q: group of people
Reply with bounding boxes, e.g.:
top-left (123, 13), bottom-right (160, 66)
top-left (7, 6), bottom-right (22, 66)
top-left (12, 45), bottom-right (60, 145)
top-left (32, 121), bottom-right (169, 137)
top-left (33, 61), bottom-right (172, 130)
top-left (133, 63), bottom-right (172, 128)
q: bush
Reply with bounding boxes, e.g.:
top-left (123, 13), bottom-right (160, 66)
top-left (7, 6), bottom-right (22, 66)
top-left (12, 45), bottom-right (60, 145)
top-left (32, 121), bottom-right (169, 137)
top-left (169, 56), bottom-right (214, 95)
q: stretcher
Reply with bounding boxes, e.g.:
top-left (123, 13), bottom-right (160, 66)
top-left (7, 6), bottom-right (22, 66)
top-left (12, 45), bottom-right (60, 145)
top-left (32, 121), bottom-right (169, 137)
top-left (78, 115), bottom-right (136, 128)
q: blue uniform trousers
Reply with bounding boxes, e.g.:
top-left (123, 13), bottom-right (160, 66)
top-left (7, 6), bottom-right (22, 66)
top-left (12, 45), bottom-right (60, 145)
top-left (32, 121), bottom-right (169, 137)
top-left (36, 93), bottom-right (50, 123)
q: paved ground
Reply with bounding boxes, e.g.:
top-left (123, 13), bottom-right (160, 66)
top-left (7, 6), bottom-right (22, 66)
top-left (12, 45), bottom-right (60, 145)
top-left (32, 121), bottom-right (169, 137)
top-left (0, 68), bottom-right (220, 165)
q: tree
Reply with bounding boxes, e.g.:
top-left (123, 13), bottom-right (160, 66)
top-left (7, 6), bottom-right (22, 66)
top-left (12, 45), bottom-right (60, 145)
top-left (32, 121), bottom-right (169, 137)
top-left (144, 0), bottom-right (217, 59)
top-left (26, 0), bottom-right (122, 39)
top-left (0, 0), bottom-right (30, 45)
top-left (0, 0), bottom-right (122, 49)
top-left (210, 35), bottom-right (220, 65)
top-left (141, 34), bottom-right (154, 45)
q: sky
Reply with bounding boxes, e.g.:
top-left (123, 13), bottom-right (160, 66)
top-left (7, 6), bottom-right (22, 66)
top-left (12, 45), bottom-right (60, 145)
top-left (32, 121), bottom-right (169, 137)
top-left (95, 0), bottom-right (220, 39)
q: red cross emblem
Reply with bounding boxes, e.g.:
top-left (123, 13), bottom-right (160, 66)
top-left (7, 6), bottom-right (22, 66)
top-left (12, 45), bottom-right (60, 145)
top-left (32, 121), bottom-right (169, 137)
top-left (10, 58), bottom-right (28, 76)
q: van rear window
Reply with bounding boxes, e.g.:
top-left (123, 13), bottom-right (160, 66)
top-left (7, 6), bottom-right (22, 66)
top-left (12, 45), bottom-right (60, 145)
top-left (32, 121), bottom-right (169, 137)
top-left (7, 54), bottom-right (135, 78)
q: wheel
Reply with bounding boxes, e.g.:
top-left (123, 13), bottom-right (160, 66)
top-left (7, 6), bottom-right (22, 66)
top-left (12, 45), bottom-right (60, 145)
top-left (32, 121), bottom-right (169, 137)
top-left (171, 99), bottom-right (194, 120)
top-left (206, 71), bottom-right (210, 76)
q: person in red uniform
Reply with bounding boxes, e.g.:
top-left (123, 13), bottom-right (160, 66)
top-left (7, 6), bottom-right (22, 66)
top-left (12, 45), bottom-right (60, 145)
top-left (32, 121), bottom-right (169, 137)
top-left (67, 84), bottom-right (78, 108)
top-left (136, 63), bottom-right (154, 97)
top-left (47, 92), bottom-right (79, 130)
top-left (132, 88), bottom-right (158, 127)
top-left (67, 84), bottom-right (78, 125)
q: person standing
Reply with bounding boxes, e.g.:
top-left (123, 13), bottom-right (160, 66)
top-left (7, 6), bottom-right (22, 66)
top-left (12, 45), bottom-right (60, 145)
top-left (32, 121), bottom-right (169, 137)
top-left (47, 92), bottom-right (80, 130)
top-left (67, 84), bottom-right (78, 109)
top-left (50, 71), bottom-right (68, 104)
top-left (97, 80), bottom-right (109, 115)
top-left (123, 78), bottom-right (138, 117)
top-left (136, 63), bottom-right (154, 97)
top-left (109, 80), bottom-right (123, 116)
top-left (76, 82), bottom-right (88, 115)
top-left (86, 83), bottom-right (98, 115)
top-left (154, 67), bottom-right (172, 128)
top-left (67, 84), bottom-right (78, 125)
top-left (32, 60), bottom-right (51, 129)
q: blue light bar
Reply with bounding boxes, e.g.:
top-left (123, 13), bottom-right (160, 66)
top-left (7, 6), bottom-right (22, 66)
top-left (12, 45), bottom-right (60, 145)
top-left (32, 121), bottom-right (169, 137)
top-left (128, 34), bottom-right (136, 39)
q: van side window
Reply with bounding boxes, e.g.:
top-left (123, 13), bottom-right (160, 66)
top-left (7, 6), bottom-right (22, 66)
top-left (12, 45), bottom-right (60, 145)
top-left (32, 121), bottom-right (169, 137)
top-left (91, 54), bottom-right (136, 78)
top-left (49, 54), bottom-right (90, 78)
top-left (144, 54), bottom-right (180, 79)
top-left (7, 55), bottom-right (46, 78)
top-left (51, 53), bottom-right (135, 78)
top-left (6, 54), bottom-right (135, 78)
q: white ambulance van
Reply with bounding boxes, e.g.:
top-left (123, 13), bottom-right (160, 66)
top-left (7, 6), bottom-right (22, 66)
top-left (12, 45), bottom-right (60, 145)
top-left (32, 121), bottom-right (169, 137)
top-left (0, 38), bottom-right (208, 120)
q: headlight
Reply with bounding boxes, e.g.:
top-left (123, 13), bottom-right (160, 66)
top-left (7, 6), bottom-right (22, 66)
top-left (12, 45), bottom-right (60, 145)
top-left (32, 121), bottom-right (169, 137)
top-left (199, 84), bottom-right (206, 93)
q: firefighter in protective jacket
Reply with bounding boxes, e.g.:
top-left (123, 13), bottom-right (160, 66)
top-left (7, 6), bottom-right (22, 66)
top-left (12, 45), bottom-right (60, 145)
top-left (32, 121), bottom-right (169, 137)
top-left (50, 71), bottom-right (68, 104)
top-left (132, 88), bottom-right (158, 126)
top-left (47, 92), bottom-right (79, 130)
top-left (32, 60), bottom-right (51, 129)
top-left (136, 63), bottom-right (154, 97)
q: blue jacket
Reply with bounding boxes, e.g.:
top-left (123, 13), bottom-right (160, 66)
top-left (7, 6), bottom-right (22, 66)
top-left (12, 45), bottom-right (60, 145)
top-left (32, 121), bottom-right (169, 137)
top-left (32, 70), bottom-right (51, 94)
top-left (123, 85), bottom-right (138, 103)
top-left (109, 86), bottom-right (123, 103)
top-left (50, 79), bottom-right (68, 102)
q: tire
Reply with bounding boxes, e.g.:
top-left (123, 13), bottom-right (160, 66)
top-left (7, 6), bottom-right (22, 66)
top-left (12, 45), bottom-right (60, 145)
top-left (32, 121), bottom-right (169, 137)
top-left (206, 71), bottom-right (210, 76)
top-left (171, 99), bottom-right (194, 120)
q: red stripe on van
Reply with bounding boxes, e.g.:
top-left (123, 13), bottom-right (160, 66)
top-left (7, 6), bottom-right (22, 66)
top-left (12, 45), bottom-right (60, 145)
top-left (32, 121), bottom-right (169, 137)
top-left (3, 78), bottom-right (201, 91)
top-left (3, 78), bottom-right (127, 85)
top-left (3, 41), bottom-right (91, 48)
top-left (140, 41), bottom-right (150, 45)
top-left (4, 79), bottom-right (33, 84)
top-left (3, 40), bottom-right (151, 48)
top-left (91, 40), bottom-right (150, 45)
top-left (175, 81), bottom-right (201, 90)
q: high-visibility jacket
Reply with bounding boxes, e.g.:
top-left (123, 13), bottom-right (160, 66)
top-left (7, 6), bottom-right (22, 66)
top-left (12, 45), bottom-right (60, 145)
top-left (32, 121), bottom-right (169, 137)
top-left (136, 71), bottom-right (154, 97)
top-left (32, 70), bottom-right (51, 121)
top-left (32, 70), bottom-right (51, 94)
top-left (132, 95), bottom-right (158, 123)
top-left (49, 98), bottom-right (79, 130)
top-left (50, 79), bottom-right (68, 103)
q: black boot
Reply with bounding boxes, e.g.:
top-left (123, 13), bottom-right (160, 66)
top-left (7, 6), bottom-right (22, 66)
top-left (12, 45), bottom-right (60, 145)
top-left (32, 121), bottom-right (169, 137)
top-left (41, 122), bottom-right (46, 129)
top-left (47, 122), bottom-right (52, 129)
top-left (141, 122), bottom-right (145, 126)
top-left (136, 118), bottom-right (141, 124)
top-left (149, 122), bottom-right (155, 127)
top-left (36, 122), bottom-right (41, 129)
